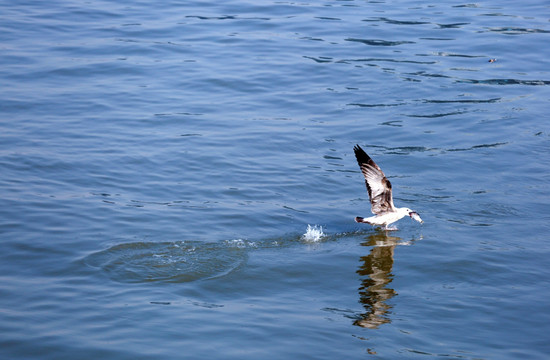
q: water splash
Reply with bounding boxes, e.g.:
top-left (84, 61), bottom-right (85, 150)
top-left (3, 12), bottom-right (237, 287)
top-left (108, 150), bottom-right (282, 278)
top-left (225, 239), bottom-right (257, 248)
top-left (302, 225), bottom-right (325, 243)
top-left (82, 241), bottom-right (247, 284)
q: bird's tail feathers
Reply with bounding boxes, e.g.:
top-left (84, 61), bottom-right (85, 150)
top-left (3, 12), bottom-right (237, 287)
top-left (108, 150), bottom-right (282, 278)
top-left (355, 216), bottom-right (372, 224)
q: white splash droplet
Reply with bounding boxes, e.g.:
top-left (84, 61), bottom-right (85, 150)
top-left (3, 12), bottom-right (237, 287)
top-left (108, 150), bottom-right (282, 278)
top-left (302, 224), bottom-right (325, 242)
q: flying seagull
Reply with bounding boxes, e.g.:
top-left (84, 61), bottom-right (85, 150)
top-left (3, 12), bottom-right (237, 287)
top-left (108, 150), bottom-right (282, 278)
top-left (354, 145), bottom-right (423, 229)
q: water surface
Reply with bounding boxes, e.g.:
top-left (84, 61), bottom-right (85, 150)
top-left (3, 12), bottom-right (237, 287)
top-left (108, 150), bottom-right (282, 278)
top-left (1, 0), bottom-right (549, 359)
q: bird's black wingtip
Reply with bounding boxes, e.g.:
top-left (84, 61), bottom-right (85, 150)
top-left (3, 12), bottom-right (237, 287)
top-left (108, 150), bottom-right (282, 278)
top-left (353, 144), bottom-right (371, 162)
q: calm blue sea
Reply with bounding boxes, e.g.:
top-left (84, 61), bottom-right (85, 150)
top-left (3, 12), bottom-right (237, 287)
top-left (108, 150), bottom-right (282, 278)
top-left (1, 0), bottom-right (549, 359)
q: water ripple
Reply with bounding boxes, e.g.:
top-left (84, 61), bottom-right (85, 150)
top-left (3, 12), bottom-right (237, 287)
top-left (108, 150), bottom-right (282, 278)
top-left (436, 22), bottom-right (470, 28)
top-left (456, 79), bottom-right (550, 86)
top-left (348, 102), bottom-right (408, 108)
top-left (422, 97), bottom-right (501, 104)
top-left (446, 142), bottom-right (508, 152)
top-left (483, 27), bottom-right (550, 35)
top-left (83, 241), bottom-right (247, 284)
top-left (344, 58), bottom-right (437, 65)
top-left (365, 17), bottom-right (431, 26)
top-left (345, 38), bottom-right (416, 46)
top-left (363, 142), bottom-right (508, 155)
top-left (407, 110), bottom-right (469, 118)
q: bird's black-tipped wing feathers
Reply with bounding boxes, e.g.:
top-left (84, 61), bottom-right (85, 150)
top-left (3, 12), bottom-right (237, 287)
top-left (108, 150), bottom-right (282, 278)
top-left (354, 145), bottom-right (395, 215)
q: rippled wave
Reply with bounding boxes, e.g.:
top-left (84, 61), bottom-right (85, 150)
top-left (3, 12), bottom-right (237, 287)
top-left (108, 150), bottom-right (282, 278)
top-left (456, 79), bottom-right (550, 86)
top-left (2, 0), bottom-right (549, 358)
top-left (484, 27), bottom-right (550, 35)
top-left (345, 38), bottom-right (416, 46)
top-left (83, 241), bottom-right (248, 283)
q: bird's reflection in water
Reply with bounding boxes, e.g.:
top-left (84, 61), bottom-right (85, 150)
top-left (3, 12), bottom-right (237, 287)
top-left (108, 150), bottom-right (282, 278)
top-left (354, 230), bottom-right (408, 329)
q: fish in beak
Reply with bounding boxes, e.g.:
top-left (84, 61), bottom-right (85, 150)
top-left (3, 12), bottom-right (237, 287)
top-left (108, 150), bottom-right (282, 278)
top-left (409, 211), bottom-right (423, 224)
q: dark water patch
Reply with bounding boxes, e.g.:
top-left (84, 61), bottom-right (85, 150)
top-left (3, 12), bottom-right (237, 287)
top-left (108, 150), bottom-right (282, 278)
top-left (448, 219), bottom-right (493, 227)
top-left (345, 38), bottom-right (415, 46)
top-left (418, 194), bottom-right (454, 202)
top-left (366, 145), bottom-right (434, 155)
top-left (348, 102), bottom-right (408, 108)
top-left (128, 199), bottom-right (172, 207)
top-left (379, 120), bottom-right (403, 127)
top-left (343, 58), bottom-right (436, 65)
top-left (436, 22), bottom-right (470, 29)
top-left (453, 3), bottom-right (479, 8)
top-left (154, 112), bottom-right (203, 117)
top-left (456, 79), bottom-right (550, 86)
top-left (402, 77), bottom-right (422, 82)
top-left (476, 203), bottom-right (519, 218)
top-left (449, 67), bottom-right (479, 72)
top-left (420, 37), bottom-right (455, 41)
top-left (315, 17), bottom-right (341, 21)
top-left (303, 56), bottom-right (333, 63)
top-left (185, 15), bottom-right (270, 21)
top-left (364, 17), bottom-right (430, 25)
top-left (479, 12), bottom-right (517, 18)
top-left (403, 348), bottom-right (474, 358)
top-left (186, 15), bottom-right (238, 20)
top-left (447, 201), bottom-right (518, 228)
top-left (405, 71), bottom-right (453, 79)
top-left (190, 300), bottom-right (224, 309)
top-left (446, 142), bottom-right (508, 152)
top-left (282, 205), bottom-right (309, 214)
top-left (407, 110), bottom-right (468, 118)
top-left (428, 52), bottom-right (485, 58)
top-left (422, 97), bottom-right (501, 104)
top-left (483, 27), bottom-right (550, 35)
top-left (363, 143), bottom-right (508, 155)
top-left (300, 36), bottom-right (324, 42)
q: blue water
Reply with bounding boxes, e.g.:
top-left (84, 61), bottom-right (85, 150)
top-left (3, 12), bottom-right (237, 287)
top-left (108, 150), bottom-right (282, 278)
top-left (1, 0), bottom-right (550, 358)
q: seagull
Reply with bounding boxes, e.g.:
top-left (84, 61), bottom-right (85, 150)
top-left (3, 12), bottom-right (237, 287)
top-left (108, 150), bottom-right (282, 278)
top-left (354, 144), bottom-right (423, 230)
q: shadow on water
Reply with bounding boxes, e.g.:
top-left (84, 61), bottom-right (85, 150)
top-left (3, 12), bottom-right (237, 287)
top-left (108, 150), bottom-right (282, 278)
top-left (354, 230), bottom-right (419, 329)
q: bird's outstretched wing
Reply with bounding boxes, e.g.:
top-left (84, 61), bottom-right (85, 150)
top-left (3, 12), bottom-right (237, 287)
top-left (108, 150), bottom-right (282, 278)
top-left (354, 145), bottom-right (395, 215)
